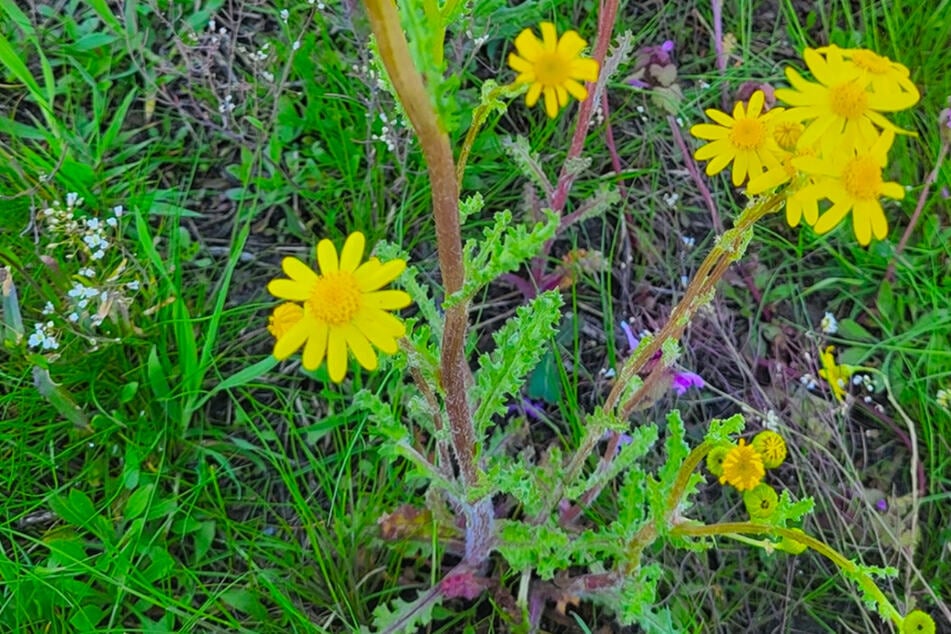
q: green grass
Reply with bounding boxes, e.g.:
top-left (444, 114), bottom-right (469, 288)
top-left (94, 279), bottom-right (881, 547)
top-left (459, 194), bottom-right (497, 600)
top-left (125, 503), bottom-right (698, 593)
top-left (1, 0), bottom-right (949, 632)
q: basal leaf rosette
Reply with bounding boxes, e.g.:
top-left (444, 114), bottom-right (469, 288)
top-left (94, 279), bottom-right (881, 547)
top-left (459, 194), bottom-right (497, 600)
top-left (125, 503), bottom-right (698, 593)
top-left (266, 231), bottom-right (411, 382)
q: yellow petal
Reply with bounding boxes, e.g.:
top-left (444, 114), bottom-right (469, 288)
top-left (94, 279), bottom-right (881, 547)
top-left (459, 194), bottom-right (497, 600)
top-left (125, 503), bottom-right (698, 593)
top-left (514, 29), bottom-right (542, 61)
top-left (570, 58), bottom-right (599, 83)
top-left (339, 231), bottom-right (365, 273)
top-left (563, 78), bottom-right (588, 101)
top-left (282, 257), bottom-right (318, 285)
top-left (355, 258), bottom-right (406, 291)
top-left (525, 82), bottom-right (542, 107)
top-left (852, 210), bottom-right (872, 245)
top-left (813, 201), bottom-right (850, 235)
top-left (273, 316), bottom-right (312, 360)
top-left (363, 289), bottom-right (412, 310)
top-left (356, 308), bottom-right (406, 339)
top-left (316, 238), bottom-right (339, 275)
top-left (327, 329), bottom-right (348, 382)
top-left (540, 22), bottom-right (558, 51)
top-left (301, 320), bottom-right (328, 370)
top-left (747, 90), bottom-right (765, 118)
top-left (508, 53), bottom-right (534, 74)
top-left (341, 323), bottom-right (378, 371)
top-left (543, 87), bottom-right (558, 118)
top-left (557, 30), bottom-right (587, 57)
top-left (268, 278), bottom-right (311, 301)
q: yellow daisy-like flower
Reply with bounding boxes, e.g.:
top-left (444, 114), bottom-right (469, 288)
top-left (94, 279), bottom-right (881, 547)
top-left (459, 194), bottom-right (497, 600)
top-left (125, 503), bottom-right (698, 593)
top-left (793, 128), bottom-right (903, 245)
top-left (817, 345), bottom-right (852, 402)
top-left (752, 431), bottom-right (787, 469)
top-left (267, 231), bottom-right (412, 382)
top-left (719, 439), bottom-right (765, 492)
top-left (900, 610), bottom-right (936, 634)
top-left (690, 90), bottom-right (784, 187)
top-left (508, 22), bottom-right (600, 119)
top-left (817, 46), bottom-right (920, 107)
top-left (742, 483), bottom-right (779, 520)
top-left (775, 47), bottom-right (913, 152)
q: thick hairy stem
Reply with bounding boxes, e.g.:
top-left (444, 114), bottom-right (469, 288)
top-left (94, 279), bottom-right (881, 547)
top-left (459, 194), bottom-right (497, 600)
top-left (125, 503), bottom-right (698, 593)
top-left (362, 0), bottom-right (479, 490)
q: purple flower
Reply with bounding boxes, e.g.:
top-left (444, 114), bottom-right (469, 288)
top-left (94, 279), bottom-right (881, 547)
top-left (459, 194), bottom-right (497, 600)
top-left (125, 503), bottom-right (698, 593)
top-left (672, 371), bottom-right (704, 396)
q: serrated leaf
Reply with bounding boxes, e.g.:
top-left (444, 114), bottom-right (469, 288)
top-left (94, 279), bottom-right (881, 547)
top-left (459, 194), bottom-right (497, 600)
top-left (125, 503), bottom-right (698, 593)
top-left (362, 588), bottom-right (443, 634)
top-left (472, 291), bottom-right (563, 433)
top-left (446, 209), bottom-right (559, 308)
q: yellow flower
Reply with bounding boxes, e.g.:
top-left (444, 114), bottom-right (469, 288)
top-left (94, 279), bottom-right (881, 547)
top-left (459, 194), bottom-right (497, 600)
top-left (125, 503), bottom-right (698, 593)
top-left (742, 483), bottom-right (779, 519)
top-left (775, 47), bottom-right (914, 152)
top-left (267, 231), bottom-right (411, 382)
top-left (900, 610), bottom-right (936, 634)
top-left (793, 129), bottom-right (903, 245)
top-left (817, 45), bottom-right (919, 107)
top-left (267, 303), bottom-right (304, 339)
top-left (690, 90), bottom-right (784, 187)
top-left (705, 443), bottom-right (733, 478)
top-left (752, 431), bottom-right (787, 469)
top-left (719, 439), bottom-right (765, 492)
top-left (817, 345), bottom-right (852, 402)
top-left (508, 22), bottom-right (600, 119)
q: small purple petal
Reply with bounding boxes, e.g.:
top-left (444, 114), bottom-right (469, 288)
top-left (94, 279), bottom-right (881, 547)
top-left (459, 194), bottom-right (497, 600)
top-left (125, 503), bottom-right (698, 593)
top-left (620, 321), bottom-right (639, 352)
top-left (661, 40), bottom-right (675, 53)
top-left (672, 371), bottom-right (704, 396)
top-left (875, 498), bottom-right (888, 512)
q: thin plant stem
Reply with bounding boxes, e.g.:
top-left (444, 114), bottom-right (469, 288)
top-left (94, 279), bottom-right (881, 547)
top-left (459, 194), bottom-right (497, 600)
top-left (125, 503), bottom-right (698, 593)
top-left (672, 522), bottom-right (904, 627)
top-left (885, 139), bottom-right (948, 282)
top-left (605, 191), bottom-right (783, 414)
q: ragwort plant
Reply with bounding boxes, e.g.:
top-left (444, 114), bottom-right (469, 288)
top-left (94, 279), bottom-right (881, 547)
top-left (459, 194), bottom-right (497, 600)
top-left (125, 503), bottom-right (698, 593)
top-left (259, 3), bottom-right (939, 632)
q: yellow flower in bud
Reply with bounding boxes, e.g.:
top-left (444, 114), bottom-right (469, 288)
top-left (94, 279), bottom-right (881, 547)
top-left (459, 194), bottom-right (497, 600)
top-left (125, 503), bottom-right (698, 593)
top-left (775, 528), bottom-right (808, 555)
top-left (267, 303), bottom-right (304, 340)
top-left (752, 431), bottom-right (787, 469)
top-left (743, 483), bottom-right (779, 519)
top-left (705, 443), bottom-right (733, 478)
top-left (901, 610), bottom-right (936, 634)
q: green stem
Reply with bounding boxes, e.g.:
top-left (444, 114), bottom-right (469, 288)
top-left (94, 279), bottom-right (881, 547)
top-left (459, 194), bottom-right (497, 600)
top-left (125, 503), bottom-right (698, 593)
top-left (672, 522), bottom-right (903, 628)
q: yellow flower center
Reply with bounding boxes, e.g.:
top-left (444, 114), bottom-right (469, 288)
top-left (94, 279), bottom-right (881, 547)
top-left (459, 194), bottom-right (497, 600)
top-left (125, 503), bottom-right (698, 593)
top-left (841, 156), bottom-right (882, 201)
top-left (829, 81), bottom-right (869, 119)
top-left (308, 272), bottom-right (361, 325)
top-left (730, 118), bottom-right (767, 150)
top-left (851, 49), bottom-right (890, 75)
top-left (534, 52), bottom-right (569, 87)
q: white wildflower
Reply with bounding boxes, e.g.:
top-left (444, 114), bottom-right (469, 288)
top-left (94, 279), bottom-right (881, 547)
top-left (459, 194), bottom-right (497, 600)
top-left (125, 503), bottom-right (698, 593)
top-left (820, 311), bottom-right (838, 334)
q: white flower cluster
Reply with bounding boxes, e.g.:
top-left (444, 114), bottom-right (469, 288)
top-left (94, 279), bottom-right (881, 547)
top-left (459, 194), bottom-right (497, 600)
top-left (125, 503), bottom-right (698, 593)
top-left (27, 321), bottom-right (59, 351)
top-left (31, 194), bottom-right (143, 349)
top-left (40, 195), bottom-right (123, 262)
